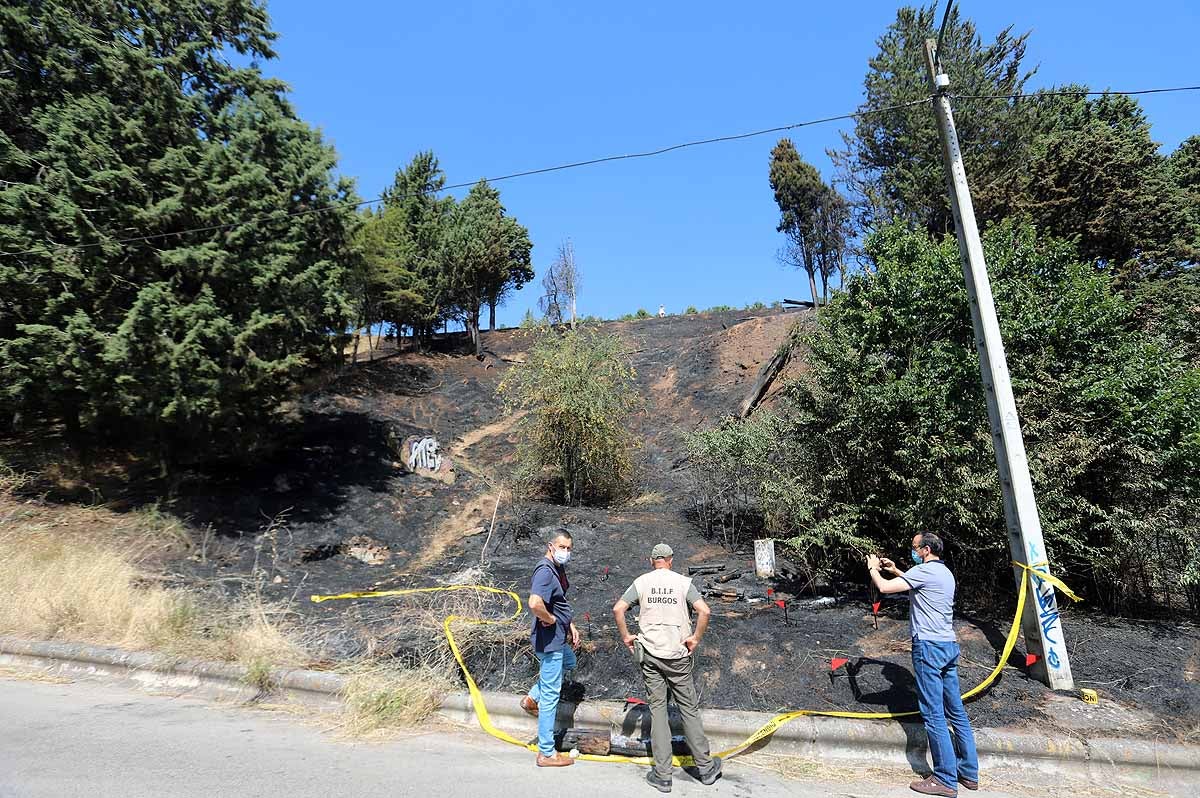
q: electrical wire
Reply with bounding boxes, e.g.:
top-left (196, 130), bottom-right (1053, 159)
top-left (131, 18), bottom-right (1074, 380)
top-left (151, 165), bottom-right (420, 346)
top-left (3, 83), bottom-right (1199, 259)
top-left (0, 98), bottom-right (931, 259)
top-left (934, 1), bottom-right (956, 71)
top-left (954, 85), bottom-right (1200, 100)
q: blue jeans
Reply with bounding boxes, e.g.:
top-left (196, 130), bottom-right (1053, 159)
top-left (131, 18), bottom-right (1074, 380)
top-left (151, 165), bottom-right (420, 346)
top-left (529, 647), bottom-right (576, 756)
top-left (912, 639), bottom-right (979, 790)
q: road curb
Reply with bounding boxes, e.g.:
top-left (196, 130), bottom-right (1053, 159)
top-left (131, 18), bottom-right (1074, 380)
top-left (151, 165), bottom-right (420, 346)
top-left (440, 694), bottom-right (1200, 787)
top-left (2, 634), bottom-right (1196, 789)
top-left (0, 634), bottom-right (344, 709)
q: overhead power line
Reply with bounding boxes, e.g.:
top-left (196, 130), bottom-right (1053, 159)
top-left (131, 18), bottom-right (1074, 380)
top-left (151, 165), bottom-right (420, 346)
top-left (0, 98), bottom-right (930, 258)
top-left (933, 1), bottom-right (956, 71)
top-left (3, 83), bottom-right (1199, 259)
top-left (956, 85), bottom-right (1200, 100)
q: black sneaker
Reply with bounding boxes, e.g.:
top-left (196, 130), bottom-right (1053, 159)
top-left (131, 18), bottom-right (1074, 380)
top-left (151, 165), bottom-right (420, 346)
top-left (646, 770), bottom-right (672, 793)
top-left (699, 757), bottom-right (723, 786)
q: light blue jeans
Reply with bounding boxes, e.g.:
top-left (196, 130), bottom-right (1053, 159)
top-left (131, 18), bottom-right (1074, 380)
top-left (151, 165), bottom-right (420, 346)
top-left (912, 639), bottom-right (980, 790)
top-left (529, 646), bottom-right (577, 756)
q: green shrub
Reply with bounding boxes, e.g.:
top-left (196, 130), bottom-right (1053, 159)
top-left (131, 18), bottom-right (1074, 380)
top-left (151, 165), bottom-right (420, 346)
top-left (685, 412), bottom-right (873, 589)
top-left (685, 306), bottom-right (699, 315)
top-left (498, 328), bottom-right (643, 505)
top-left (683, 223), bottom-right (1200, 612)
top-left (776, 221), bottom-right (1200, 614)
top-left (634, 308), bottom-right (651, 319)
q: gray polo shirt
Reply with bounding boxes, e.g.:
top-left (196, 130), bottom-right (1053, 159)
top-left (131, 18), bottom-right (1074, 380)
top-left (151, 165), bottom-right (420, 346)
top-left (900, 561), bottom-right (957, 642)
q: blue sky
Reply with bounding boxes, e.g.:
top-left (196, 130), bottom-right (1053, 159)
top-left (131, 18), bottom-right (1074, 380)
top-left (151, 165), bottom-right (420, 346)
top-left (263, 1), bottom-right (1199, 326)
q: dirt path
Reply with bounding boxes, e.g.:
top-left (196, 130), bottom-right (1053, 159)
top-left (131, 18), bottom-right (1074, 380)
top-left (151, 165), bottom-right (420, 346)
top-left (410, 412), bottom-right (526, 569)
top-left (410, 491), bottom-right (500, 570)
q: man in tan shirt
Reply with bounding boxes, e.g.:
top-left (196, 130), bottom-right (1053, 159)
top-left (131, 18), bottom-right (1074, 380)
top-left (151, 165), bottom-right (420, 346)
top-left (613, 543), bottom-right (721, 793)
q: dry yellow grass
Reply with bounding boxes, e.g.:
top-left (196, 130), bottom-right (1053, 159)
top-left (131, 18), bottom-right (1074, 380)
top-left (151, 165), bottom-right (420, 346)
top-left (0, 531), bottom-right (182, 647)
top-left (339, 663), bottom-right (455, 736)
top-left (632, 490), bottom-right (667, 506)
top-left (0, 483), bottom-right (469, 735)
top-left (0, 515), bottom-right (309, 671)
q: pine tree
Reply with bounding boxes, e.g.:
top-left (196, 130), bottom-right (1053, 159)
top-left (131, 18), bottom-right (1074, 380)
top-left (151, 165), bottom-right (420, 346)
top-left (484, 214), bottom-right (534, 331)
top-left (373, 151), bottom-right (455, 345)
top-left (830, 3), bottom-right (1033, 237)
top-left (1014, 91), bottom-right (1196, 280)
top-left (835, 5), bottom-right (1195, 280)
top-left (0, 2), bottom-right (358, 471)
top-left (1168, 135), bottom-right (1200, 261)
top-left (769, 140), bottom-right (849, 307)
top-left (439, 180), bottom-right (531, 355)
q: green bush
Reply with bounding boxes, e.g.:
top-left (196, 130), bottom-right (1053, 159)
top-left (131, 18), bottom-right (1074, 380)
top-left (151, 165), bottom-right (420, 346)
top-left (0, 5), bottom-right (357, 473)
top-left (685, 306), bottom-right (699, 315)
top-left (772, 222), bottom-right (1200, 614)
top-left (498, 328), bottom-right (642, 505)
top-left (685, 412), bottom-right (874, 589)
top-left (634, 308), bottom-right (651, 319)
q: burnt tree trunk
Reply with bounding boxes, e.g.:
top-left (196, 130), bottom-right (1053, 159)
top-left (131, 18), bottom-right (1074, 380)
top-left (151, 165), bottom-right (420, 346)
top-left (738, 347), bottom-right (790, 418)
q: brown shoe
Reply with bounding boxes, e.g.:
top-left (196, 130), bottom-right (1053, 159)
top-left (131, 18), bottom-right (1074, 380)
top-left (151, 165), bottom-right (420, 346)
top-left (520, 696), bottom-right (539, 716)
top-left (536, 753), bottom-right (574, 768)
top-left (909, 775), bottom-right (956, 796)
top-left (959, 776), bottom-right (979, 791)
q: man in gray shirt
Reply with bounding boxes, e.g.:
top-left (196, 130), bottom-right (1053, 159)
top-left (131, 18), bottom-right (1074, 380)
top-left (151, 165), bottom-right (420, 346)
top-left (868, 533), bottom-right (979, 797)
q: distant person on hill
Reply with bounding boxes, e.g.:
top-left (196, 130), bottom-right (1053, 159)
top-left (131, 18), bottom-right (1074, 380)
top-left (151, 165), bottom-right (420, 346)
top-left (868, 533), bottom-right (980, 797)
top-left (523, 529), bottom-right (580, 768)
top-left (658, 304), bottom-right (666, 317)
top-left (613, 543), bottom-right (721, 793)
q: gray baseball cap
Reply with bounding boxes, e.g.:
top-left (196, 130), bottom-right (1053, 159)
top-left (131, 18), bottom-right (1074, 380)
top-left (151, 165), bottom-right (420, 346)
top-left (650, 543), bottom-right (673, 560)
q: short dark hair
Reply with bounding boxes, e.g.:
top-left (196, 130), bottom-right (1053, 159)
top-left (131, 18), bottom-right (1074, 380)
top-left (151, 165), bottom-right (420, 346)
top-left (548, 529), bottom-right (573, 546)
top-left (917, 533), bottom-right (944, 556)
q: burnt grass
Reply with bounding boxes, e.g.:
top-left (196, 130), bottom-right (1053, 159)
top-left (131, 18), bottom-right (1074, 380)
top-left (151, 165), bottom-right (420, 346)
top-left (15, 310), bottom-right (1199, 740)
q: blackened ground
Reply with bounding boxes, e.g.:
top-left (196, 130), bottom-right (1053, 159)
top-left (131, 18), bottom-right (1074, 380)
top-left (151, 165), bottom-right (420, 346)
top-left (448, 513), bottom-right (1199, 740)
top-left (10, 310), bottom-right (1198, 741)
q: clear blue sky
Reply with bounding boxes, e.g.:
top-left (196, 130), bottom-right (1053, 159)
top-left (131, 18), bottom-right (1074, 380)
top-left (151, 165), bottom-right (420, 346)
top-left (263, 1), bottom-right (1199, 326)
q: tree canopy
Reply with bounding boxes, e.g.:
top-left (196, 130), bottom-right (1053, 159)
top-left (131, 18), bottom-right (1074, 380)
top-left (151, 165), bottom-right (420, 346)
top-left (353, 160), bottom-right (533, 353)
top-left (831, 3), bottom-right (1033, 238)
top-left (437, 180), bottom-right (532, 355)
top-left (742, 223), bottom-right (1200, 613)
top-left (0, 1), bottom-right (358, 470)
top-left (832, 3), bottom-right (1197, 281)
top-left (353, 152), bottom-right (452, 348)
top-left (769, 139), bottom-right (849, 306)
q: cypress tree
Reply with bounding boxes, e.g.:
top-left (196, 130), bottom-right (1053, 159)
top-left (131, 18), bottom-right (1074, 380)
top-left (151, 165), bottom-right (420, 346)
top-left (0, 2), bottom-right (358, 471)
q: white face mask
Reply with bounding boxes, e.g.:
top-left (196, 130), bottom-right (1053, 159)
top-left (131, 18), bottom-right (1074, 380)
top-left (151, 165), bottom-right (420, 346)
top-left (552, 548), bottom-right (571, 565)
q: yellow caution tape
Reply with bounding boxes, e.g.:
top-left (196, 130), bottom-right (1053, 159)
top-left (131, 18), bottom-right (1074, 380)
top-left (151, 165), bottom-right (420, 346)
top-left (310, 560), bottom-right (1079, 765)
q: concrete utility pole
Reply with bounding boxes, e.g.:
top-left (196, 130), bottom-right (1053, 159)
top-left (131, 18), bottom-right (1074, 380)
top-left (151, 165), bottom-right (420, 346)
top-left (922, 40), bottom-right (1074, 690)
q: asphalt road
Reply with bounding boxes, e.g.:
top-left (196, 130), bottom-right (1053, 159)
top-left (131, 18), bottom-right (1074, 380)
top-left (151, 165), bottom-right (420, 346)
top-left (0, 674), bottom-right (1033, 798)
